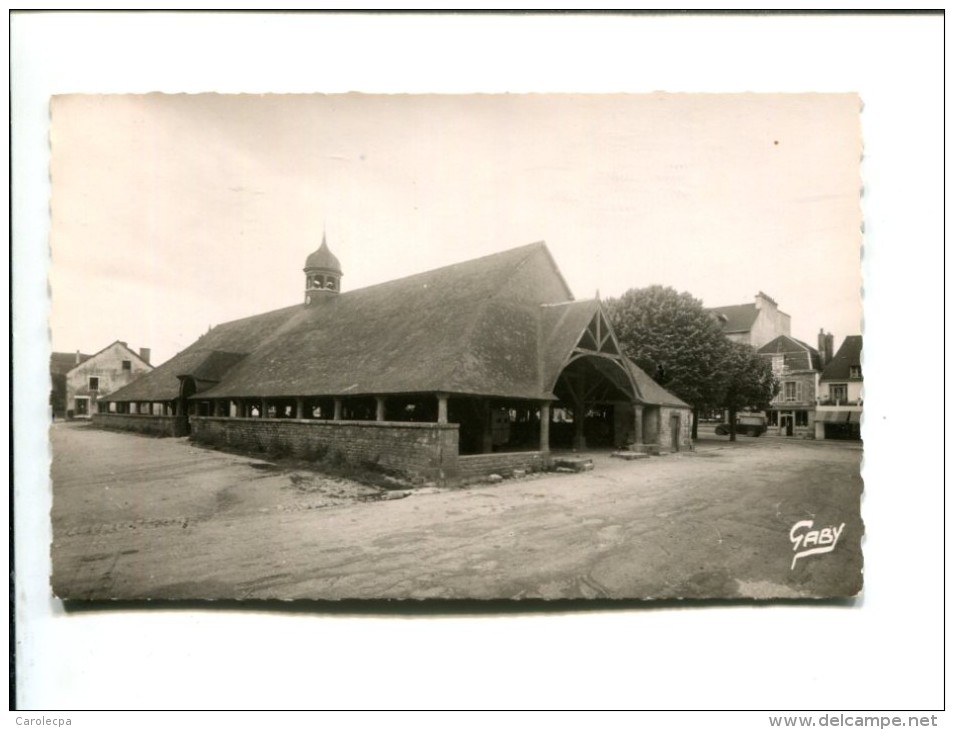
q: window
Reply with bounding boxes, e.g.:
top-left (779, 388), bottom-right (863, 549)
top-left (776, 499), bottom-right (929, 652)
top-left (767, 410), bottom-right (779, 426)
top-left (830, 384), bottom-right (848, 403)
top-left (89, 376), bottom-right (99, 390)
top-left (795, 411), bottom-right (808, 427)
top-left (783, 382), bottom-right (797, 402)
top-left (849, 365), bottom-right (862, 379)
top-left (771, 355), bottom-right (784, 374)
top-left (122, 360), bottom-right (131, 371)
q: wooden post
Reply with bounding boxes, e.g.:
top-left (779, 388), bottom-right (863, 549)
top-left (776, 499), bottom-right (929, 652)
top-left (633, 404), bottom-right (644, 445)
top-left (437, 394), bottom-right (448, 424)
top-left (375, 396), bottom-right (386, 422)
top-left (261, 398), bottom-right (268, 418)
top-left (333, 398), bottom-right (342, 421)
top-left (296, 398), bottom-right (304, 419)
top-left (480, 401), bottom-right (493, 454)
top-left (539, 402), bottom-right (551, 452)
top-left (573, 400), bottom-right (586, 451)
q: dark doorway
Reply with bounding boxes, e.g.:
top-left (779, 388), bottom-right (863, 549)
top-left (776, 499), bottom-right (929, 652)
top-left (782, 415), bottom-right (794, 436)
top-left (670, 413), bottom-right (681, 452)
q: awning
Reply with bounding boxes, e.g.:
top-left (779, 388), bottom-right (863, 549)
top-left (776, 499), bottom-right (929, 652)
top-left (816, 411), bottom-right (851, 423)
top-left (816, 409), bottom-right (862, 423)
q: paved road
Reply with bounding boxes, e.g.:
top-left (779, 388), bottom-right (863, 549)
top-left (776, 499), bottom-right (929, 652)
top-left (51, 422), bottom-right (863, 601)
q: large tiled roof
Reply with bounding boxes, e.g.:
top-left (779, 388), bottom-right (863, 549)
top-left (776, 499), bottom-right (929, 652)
top-left (820, 335), bottom-right (863, 381)
top-left (107, 243), bottom-right (567, 402)
top-left (105, 242), bottom-right (693, 409)
top-left (758, 335), bottom-right (822, 371)
top-left (706, 303), bottom-right (759, 334)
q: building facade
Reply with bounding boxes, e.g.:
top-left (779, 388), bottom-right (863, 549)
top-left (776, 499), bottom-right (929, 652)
top-left (815, 335), bottom-right (863, 440)
top-left (51, 351), bottom-right (90, 418)
top-left (708, 291), bottom-right (791, 349)
top-left (65, 341), bottom-right (154, 418)
top-left (758, 334), bottom-right (824, 438)
top-left (99, 239), bottom-right (692, 480)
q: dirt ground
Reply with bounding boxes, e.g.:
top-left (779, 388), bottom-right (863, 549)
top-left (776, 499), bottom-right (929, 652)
top-left (50, 421), bottom-right (864, 601)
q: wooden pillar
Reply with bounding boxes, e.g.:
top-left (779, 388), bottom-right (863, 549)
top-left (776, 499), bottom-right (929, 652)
top-left (480, 401), bottom-right (493, 454)
top-left (539, 402), bottom-right (551, 452)
top-left (573, 400), bottom-right (586, 450)
top-left (296, 398), bottom-right (304, 419)
top-left (261, 398), bottom-right (268, 418)
top-left (633, 404), bottom-right (644, 445)
top-left (375, 396), bottom-right (386, 422)
top-left (437, 394), bottom-right (448, 424)
top-left (333, 398), bottom-right (342, 421)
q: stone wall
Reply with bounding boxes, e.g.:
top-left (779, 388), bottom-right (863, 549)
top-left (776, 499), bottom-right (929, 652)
top-left (457, 451), bottom-right (550, 479)
top-left (189, 417), bottom-right (459, 481)
top-left (92, 413), bottom-right (188, 437)
top-left (658, 407), bottom-right (693, 452)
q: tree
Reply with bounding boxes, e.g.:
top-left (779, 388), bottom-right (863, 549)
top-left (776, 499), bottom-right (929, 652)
top-left (605, 285), bottom-right (731, 437)
top-left (718, 340), bottom-right (780, 441)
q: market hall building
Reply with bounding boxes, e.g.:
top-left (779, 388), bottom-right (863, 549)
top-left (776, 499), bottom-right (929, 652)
top-left (98, 239), bottom-right (691, 481)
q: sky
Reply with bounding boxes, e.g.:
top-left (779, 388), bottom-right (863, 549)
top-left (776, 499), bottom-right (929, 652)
top-left (49, 92), bottom-right (862, 366)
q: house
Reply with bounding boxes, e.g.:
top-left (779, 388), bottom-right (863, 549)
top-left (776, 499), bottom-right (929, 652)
top-left (64, 341), bottom-right (154, 418)
top-left (757, 333), bottom-right (827, 438)
top-left (99, 238), bottom-right (692, 481)
top-left (815, 335), bottom-right (863, 440)
top-left (708, 291), bottom-right (791, 349)
top-left (50, 351), bottom-right (90, 418)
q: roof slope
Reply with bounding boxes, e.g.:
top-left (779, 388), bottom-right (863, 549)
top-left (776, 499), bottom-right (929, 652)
top-left (201, 242), bottom-right (571, 399)
top-left (707, 303), bottom-right (758, 334)
top-left (51, 352), bottom-right (90, 376)
top-left (108, 242), bottom-right (576, 402)
top-left (624, 359), bottom-right (690, 408)
top-left (758, 335), bottom-right (821, 371)
top-left (105, 306), bottom-right (299, 402)
top-left (820, 335), bottom-right (863, 381)
top-left (538, 300), bottom-right (600, 392)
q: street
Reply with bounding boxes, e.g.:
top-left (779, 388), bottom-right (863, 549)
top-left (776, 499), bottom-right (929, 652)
top-left (51, 421), bottom-right (863, 600)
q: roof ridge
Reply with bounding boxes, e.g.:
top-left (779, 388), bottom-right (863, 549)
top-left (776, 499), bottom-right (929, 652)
top-left (338, 241), bottom-right (549, 297)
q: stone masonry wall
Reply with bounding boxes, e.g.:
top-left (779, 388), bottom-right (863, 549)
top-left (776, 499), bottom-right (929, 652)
top-left (457, 451), bottom-right (550, 479)
top-left (189, 417), bottom-right (459, 481)
top-left (658, 407), bottom-right (693, 452)
top-left (92, 413), bottom-right (188, 437)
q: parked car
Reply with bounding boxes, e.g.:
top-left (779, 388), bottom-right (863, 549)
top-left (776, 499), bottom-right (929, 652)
top-left (714, 414), bottom-right (767, 437)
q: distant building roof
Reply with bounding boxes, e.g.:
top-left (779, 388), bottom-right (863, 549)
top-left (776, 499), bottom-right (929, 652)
top-left (707, 303), bottom-right (759, 334)
top-left (820, 335), bottom-right (863, 381)
top-left (758, 335), bottom-right (822, 371)
top-left (51, 352), bottom-right (90, 376)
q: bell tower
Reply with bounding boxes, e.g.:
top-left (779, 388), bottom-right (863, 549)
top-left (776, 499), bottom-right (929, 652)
top-left (303, 232), bottom-right (343, 305)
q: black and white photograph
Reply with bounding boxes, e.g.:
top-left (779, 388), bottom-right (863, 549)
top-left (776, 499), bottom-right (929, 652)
top-left (48, 92), bottom-right (863, 601)
top-left (12, 11), bottom-right (943, 716)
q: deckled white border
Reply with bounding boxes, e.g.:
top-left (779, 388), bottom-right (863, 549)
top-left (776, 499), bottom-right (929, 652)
top-left (11, 12), bottom-right (944, 713)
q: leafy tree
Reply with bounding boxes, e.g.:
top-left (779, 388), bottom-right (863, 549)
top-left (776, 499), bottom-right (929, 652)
top-left (605, 285), bottom-right (730, 437)
top-left (718, 340), bottom-right (780, 441)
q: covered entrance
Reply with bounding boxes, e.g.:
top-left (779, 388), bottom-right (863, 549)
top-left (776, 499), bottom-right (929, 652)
top-left (549, 309), bottom-right (639, 451)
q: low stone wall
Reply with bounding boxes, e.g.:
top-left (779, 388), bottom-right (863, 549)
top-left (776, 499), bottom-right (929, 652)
top-left (457, 451), bottom-right (550, 479)
top-left (189, 417), bottom-right (459, 481)
top-left (92, 413), bottom-right (189, 437)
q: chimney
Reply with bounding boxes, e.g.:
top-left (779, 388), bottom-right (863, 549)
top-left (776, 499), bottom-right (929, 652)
top-left (75, 350), bottom-right (80, 365)
top-left (817, 330), bottom-right (834, 368)
top-left (139, 347), bottom-right (151, 364)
